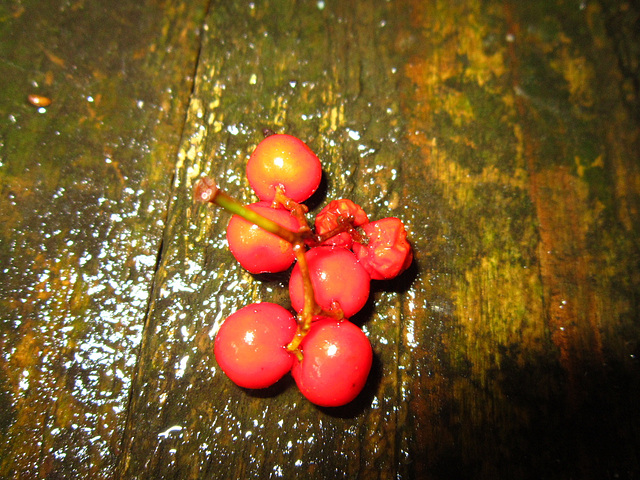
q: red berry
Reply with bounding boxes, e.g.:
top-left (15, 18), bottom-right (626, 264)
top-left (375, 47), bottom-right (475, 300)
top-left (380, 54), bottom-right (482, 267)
top-left (291, 318), bottom-right (372, 407)
top-left (289, 246), bottom-right (370, 318)
top-left (214, 302), bottom-right (296, 389)
top-left (246, 134), bottom-right (322, 203)
top-left (352, 217), bottom-right (413, 280)
top-left (226, 202), bottom-right (298, 274)
top-left (314, 199), bottom-right (369, 248)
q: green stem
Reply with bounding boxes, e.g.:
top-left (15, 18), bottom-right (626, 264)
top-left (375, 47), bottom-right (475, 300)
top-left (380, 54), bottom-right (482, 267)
top-left (194, 175), bottom-right (325, 361)
top-left (194, 176), bottom-right (298, 243)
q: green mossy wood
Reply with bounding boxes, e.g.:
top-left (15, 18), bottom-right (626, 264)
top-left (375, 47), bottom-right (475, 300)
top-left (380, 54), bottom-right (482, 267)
top-left (1, 0), bottom-right (639, 479)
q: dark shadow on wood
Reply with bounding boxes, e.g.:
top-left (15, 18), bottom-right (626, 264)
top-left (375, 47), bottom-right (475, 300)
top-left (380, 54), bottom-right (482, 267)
top-left (241, 374), bottom-right (296, 399)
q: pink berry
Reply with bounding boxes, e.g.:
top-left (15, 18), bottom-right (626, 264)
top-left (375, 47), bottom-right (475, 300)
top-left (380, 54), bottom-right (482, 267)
top-left (246, 134), bottom-right (322, 203)
top-left (214, 303), bottom-right (296, 389)
top-left (292, 318), bottom-right (373, 407)
top-left (289, 246), bottom-right (370, 318)
top-left (226, 202), bottom-right (298, 274)
top-left (352, 217), bottom-right (412, 280)
top-left (314, 198), bottom-right (369, 248)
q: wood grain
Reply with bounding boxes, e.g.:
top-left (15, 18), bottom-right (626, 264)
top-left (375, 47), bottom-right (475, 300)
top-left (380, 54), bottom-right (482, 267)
top-left (1, 1), bottom-right (639, 479)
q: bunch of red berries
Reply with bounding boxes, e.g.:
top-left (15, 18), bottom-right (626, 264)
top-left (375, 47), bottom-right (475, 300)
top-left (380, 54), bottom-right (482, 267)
top-left (194, 132), bottom-right (412, 407)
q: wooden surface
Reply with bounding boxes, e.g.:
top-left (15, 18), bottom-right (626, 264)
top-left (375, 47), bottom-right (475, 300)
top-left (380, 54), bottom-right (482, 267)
top-left (1, 0), bottom-right (639, 479)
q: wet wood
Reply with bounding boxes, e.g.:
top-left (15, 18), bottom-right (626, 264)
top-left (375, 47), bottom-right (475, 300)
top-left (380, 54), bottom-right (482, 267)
top-left (1, 0), bottom-right (639, 479)
top-left (0, 0), bottom-right (208, 477)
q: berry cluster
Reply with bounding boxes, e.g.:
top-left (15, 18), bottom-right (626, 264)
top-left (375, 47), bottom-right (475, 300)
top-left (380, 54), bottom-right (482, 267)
top-left (194, 132), bottom-right (412, 407)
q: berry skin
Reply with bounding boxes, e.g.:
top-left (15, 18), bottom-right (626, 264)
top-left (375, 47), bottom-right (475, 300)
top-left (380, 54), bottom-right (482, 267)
top-left (226, 202), bottom-right (298, 274)
top-left (214, 302), bottom-right (296, 389)
top-left (352, 217), bottom-right (413, 280)
top-left (314, 198), bottom-right (369, 248)
top-left (289, 246), bottom-right (370, 318)
top-left (291, 318), bottom-right (373, 407)
top-left (246, 134), bottom-right (322, 203)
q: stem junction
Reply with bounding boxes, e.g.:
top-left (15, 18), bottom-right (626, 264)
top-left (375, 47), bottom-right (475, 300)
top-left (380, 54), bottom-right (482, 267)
top-left (194, 176), bottom-right (353, 359)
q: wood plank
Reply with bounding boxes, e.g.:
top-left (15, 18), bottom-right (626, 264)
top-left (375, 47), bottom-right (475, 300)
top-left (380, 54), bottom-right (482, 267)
top-left (401, 1), bottom-right (640, 477)
top-left (0, 0), bottom-right (207, 477)
top-left (118, 1), bottom-right (422, 478)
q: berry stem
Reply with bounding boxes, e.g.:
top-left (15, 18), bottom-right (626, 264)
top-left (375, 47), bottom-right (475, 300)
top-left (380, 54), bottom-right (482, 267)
top-left (194, 177), bottom-right (298, 244)
top-left (273, 186), bottom-right (312, 238)
top-left (285, 244), bottom-right (318, 358)
top-left (313, 214), bottom-right (370, 246)
top-left (194, 175), bottom-right (322, 359)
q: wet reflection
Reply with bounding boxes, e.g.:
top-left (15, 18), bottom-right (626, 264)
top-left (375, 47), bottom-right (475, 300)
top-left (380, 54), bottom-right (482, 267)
top-left (118, 1), bottom-right (423, 478)
top-left (0, 0), bottom-right (203, 477)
